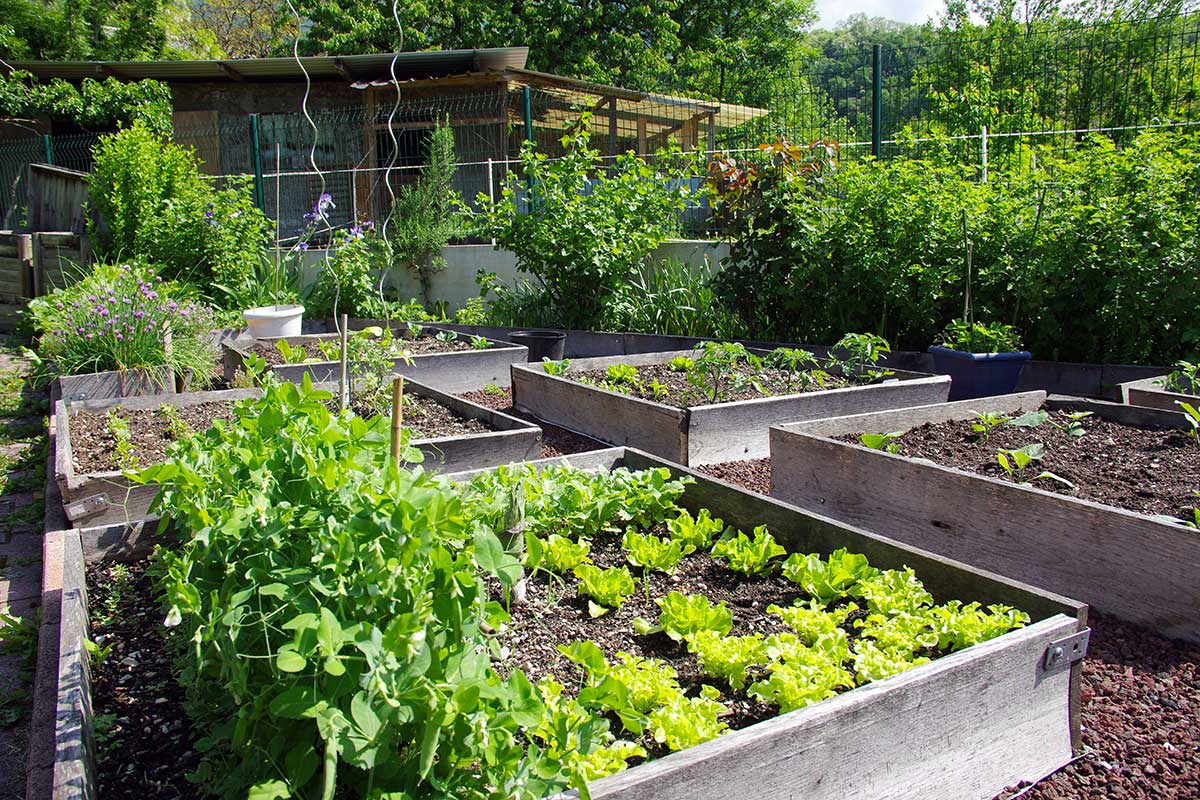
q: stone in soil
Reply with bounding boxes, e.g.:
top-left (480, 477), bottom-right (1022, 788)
top-left (839, 405), bottom-right (1200, 519)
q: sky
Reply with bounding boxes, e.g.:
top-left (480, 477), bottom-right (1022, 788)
top-left (813, 0), bottom-right (947, 28)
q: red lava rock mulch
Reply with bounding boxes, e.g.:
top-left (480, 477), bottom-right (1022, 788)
top-left (458, 387), bottom-right (607, 458)
top-left (696, 458), bottom-right (772, 495)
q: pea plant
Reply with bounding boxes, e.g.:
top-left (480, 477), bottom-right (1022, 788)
top-left (105, 409), bottom-right (138, 470)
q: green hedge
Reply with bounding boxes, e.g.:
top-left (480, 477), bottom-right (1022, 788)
top-left (714, 131), bottom-right (1200, 364)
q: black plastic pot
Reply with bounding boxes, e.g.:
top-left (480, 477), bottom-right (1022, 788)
top-left (509, 329), bottom-right (567, 362)
top-left (928, 345), bottom-right (1032, 400)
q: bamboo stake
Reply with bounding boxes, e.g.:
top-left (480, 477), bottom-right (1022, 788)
top-left (390, 375), bottom-right (404, 462)
top-left (338, 313), bottom-right (349, 411)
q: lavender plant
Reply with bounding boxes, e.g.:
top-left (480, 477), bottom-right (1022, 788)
top-left (27, 262), bottom-right (218, 383)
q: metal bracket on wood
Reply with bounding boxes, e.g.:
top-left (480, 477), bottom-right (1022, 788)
top-left (63, 493), bottom-right (111, 522)
top-left (1042, 628), bottom-right (1090, 675)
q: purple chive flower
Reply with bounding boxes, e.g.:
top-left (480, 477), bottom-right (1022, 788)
top-left (85, 333), bottom-right (94, 340)
top-left (116, 333), bottom-right (123, 341)
top-left (168, 301), bottom-right (178, 310)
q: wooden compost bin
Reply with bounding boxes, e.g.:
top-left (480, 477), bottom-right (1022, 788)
top-left (54, 381), bottom-right (540, 526)
top-left (1118, 375), bottom-right (1196, 413)
top-left (769, 391), bottom-right (1200, 644)
top-left (510, 351), bottom-right (951, 466)
top-left (223, 325), bottom-right (528, 392)
top-left (43, 447), bottom-right (1085, 800)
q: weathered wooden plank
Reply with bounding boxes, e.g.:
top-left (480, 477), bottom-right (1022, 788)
top-left (686, 374), bottom-right (952, 464)
top-left (512, 361), bottom-right (688, 462)
top-left (1045, 394), bottom-right (1189, 429)
top-left (586, 616), bottom-right (1076, 800)
top-left (54, 368), bottom-right (177, 404)
top-left (513, 354), bottom-right (950, 466)
top-left (770, 404), bottom-right (1200, 642)
top-left (1119, 375), bottom-right (1194, 413)
top-left (774, 392), bottom-right (1048, 439)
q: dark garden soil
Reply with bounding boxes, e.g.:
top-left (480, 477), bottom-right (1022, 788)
top-left (835, 406), bottom-right (1200, 520)
top-left (86, 559), bottom-right (200, 800)
top-left (697, 459), bottom-right (772, 496)
top-left (247, 332), bottom-right (485, 366)
top-left (572, 363), bottom-right (855, 408)
top-left (458, 387), bottom-right (607, 459)
top-left (70, 401), bottom-right (239, 474)
top-left (708, 457), bottom-right (1200, 800)
top-left (71, 394), bottom-right (491, 473)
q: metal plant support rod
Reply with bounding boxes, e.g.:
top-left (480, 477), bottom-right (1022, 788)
top-left (249, 114), bottom-right (265, 211)
top-left (339, 314), bottom-right (349, 412)
top-left (871, 44), bottom-right (883, 160)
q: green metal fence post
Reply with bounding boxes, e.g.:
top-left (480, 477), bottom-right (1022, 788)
top-left (249, 114), bottom-right (265, 211)
top-left (871, 44), bottom-right (883, 160)
top-left (522, 86), bottom-right (535, 211)
top-left (42, 135), bottom-right (54, 166)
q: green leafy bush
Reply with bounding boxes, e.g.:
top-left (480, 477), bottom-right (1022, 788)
top-left (302, 222), bottom-right (396, 319)
top-left (27, 261), bottom-right (217, 380)
top-left (937, 320), bottom-right (1024, 353)
top-left (713, 131), bottom-right (1200, 364)
top-left (88, 123), bottom-right (271, 292)
top-left (473, 115), bottom-right (695, 329)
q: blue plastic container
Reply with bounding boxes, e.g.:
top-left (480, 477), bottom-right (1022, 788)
top-left (928, 345), bottom-right (1032, 401)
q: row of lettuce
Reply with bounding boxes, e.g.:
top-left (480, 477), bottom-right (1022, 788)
top-left (131, 377), bottom-right (1029, 799)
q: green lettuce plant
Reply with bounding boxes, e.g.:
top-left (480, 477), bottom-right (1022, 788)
top-left (711, 526), bottom-right (786, 576)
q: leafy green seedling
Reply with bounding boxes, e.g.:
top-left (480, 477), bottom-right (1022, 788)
top-left (606, 364), bottom-right (639, 385)
top-left (634, 591), bottom-right (732, 642)
top-left (666, 508), bottom-right (725, 551)
top-left (542, 358), bottom-right (570, 376)
top-left (541, 534), bottom-right (592, 574)
top-left (435, 330), bottom-right (459, 344)
top-left (646, 686), bottom-right (728, 751)
top-left (768, 347), bottom-right (818, 392)
top-left (711, 526), bottom-right (786, 576)
top-left (1054, 410), bottom-right (1093, 438)
top-left (859, 431), bottom-right (903, 453)
top-left (970, 411), bottom-right (1010, 443)
top-left (105, 409), bottom-right (138, 470)
top-left (469, 335), bottom-right (490, 350)
top-left (995, 443), bottom-right (1074, 488)
top-left (827, 332), bottom-right (893, 382)
top-left (685, 631), bottom-right (768, 690)
top-left (781, 548), bottom-right (878, 603)
top-left (1159, 360), bottom-right (1199, 394)
top-left (622, 529), bottom-right (687, 575)
top-left (274, 338), bottom-right (310, 364)
top-left (574, 564), bottom-right (636, 617)
top-left (482, 382), bottom-right (506, 396)
top-left (666, 356), bottom-right (693, 372)
top-left (157, 404), bottom-right (192, 441)
top-left (687, 341), bottom-right (752, 404)
top-left (406, 322), bottom-right (424, 338)
top-left (649, 379), bottom-right (670, 401)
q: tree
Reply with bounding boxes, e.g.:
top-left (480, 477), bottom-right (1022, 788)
top-left (194, 0), bottom-right (294, 58)
top-left (391, 120), bottom-right (461, 308)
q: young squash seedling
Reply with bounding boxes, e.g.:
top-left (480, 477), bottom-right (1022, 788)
top-left (995, 443), bottom-right (1074, 488)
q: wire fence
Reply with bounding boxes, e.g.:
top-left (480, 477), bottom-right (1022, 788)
top-left (2, 10), bottom-right (1198, 235)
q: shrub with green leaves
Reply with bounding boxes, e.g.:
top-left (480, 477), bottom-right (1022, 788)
top-left (472, 116), bottom-right (695, 329)
top-left (89, 123), bottom-right (271, 292)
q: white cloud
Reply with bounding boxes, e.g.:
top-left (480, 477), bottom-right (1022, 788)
top-left (813, 0), bottom-right (947, 28)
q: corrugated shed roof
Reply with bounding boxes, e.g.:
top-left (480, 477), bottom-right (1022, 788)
top-left (0, 47), bottom-right (529, 83)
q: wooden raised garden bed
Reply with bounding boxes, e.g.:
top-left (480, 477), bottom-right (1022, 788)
top-left (54, 381), bottom-right (540, 526)
top-left (768, 391), bottom-right (1200, 644)
top-left (1119, 374), bottom-right (1196, 413)
top-left (44, 446), bottom-right (1086, 800)
top-left (222, 324), bottom-right (528, 392)
top-left (511, 350), bottom-right (950, 466)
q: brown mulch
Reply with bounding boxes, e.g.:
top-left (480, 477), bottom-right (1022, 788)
top-left (697, 459), bottom-right (772, 495)
top-left (458, 387), bottom-right (607, 459)
top-left (86, 559), bottom-right (200, 800)
top-left (573, 363), bottom-right (855, 408)
top-left (840, 405), bottom-right (1200, 520)
top-left (247, 332), bottom-right (484, 366)
top-left (709, 447), bottom-right (1200, 800)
